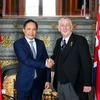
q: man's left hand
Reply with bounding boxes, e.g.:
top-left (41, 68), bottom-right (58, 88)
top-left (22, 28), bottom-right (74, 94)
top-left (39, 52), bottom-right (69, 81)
top-left (83, 86), bottom-right (92, 93)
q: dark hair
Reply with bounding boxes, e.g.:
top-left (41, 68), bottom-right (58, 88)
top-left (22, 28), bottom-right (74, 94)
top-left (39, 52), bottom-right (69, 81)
top-left (23, 19), bottom-right (38, 29)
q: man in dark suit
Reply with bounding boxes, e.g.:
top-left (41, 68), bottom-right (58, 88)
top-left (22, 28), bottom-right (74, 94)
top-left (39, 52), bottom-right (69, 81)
top-left (13, 19), bottom-right (54, 100)
top-left (51, 18), bottom-right (93, 100)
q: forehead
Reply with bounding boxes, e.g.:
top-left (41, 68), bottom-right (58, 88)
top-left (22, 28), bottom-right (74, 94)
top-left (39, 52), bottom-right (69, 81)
top-left (26, 22), bottom-right (36, 26)
top-left (25, 22), bottom-right (37, 29)
top-left (60, 19), bottom-right (71, 24)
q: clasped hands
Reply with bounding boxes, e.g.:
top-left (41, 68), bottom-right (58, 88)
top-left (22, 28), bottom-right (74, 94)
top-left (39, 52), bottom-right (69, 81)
top-left (46, 58), bottom-right (54, 68)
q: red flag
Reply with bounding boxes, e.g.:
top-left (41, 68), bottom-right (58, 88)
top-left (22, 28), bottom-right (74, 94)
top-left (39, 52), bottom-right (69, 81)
top-left (93, 1), bottom-right (100, 100)
top-left (0, 65), bottom-right (3, 100)
top-left (0, 33), bottom-right (2, 43)
top-left (81, 5), bottom-right (84, 15)
top-left (81, 0), bottom-right (86, 16)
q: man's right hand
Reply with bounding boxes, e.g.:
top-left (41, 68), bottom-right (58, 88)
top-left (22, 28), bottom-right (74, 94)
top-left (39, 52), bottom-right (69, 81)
top-left (46, 58), bottom-right (54, 68)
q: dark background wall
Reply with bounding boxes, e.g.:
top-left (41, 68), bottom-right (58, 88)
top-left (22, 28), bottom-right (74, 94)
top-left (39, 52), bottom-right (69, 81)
top-left (0, 0), bottom-right (3, 16)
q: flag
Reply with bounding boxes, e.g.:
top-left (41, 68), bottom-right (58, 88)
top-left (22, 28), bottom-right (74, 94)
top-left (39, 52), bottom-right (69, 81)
top-left (93, 0), bottom-right (100, 99)
top-left (81, 0), bottom-right (86, 16)
top-left (0, 65), bottom-right (3, 100)
top-left (81, 0), bottom-right (84, 15)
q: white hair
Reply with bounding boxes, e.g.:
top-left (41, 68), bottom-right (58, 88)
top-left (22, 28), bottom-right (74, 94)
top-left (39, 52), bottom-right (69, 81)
top-left (58, 17), bottom-right (72, 26)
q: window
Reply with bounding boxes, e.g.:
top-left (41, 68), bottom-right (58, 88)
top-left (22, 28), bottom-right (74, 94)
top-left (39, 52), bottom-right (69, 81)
top-left (43, 0), bottom-right (56, 16)
top-left (25, 0), bottom-right (56, 16)
top-left (25, 0), bottom-right (39, 16)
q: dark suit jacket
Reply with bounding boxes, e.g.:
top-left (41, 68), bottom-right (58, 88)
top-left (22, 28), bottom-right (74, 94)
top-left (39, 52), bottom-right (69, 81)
top-left (51, 33), bottom-right (92, 100)
top-left (13, 37), bottom-right (51, 92)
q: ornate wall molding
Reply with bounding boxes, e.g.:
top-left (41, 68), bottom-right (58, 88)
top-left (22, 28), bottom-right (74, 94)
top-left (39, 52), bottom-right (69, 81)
top-left (0, 60), bottom-right (18, 68)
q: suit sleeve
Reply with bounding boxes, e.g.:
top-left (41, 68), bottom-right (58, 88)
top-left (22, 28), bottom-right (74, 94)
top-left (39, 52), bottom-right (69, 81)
top-left (78, 37), bottom-right (93, 86)
top-left (42, 44), bottom-right (51, 82)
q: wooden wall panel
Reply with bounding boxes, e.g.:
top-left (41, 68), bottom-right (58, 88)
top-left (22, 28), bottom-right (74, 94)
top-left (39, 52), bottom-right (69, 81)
top-left (0, 0), bottom-right (3, 15)
top-left (56, 0), bottom-right (62, 15)
top-left (11, 0), bottom-right (17, 15)
top-left (18, 0), bottom-right (25, 15)
top-left (90, 0), bottom-right (98, 19)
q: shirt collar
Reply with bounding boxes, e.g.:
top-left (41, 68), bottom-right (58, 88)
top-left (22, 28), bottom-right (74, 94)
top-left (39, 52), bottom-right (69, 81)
top-left (25, 36), bottom-right (35, 43)
top-left (62, 33), bottom-right (72, 44)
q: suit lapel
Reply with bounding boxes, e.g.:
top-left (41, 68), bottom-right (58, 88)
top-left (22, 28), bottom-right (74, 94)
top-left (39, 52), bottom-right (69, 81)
top-left (35, 38), bottom-right (43, 59)
top-left (22, 37), bottom-right (33, 57)
top-left (54, 38), bottom-right (62, 63)
top-left (35, 38), bottom-right (39, 58)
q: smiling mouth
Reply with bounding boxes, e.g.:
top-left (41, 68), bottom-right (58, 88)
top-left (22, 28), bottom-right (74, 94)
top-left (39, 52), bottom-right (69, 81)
top-left (29, 34), bottom-right (34, 36)
top-left (63, 31), bottom-right (67, 33)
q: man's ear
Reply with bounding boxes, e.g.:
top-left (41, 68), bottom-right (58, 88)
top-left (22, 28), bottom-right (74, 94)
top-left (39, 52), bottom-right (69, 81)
top-left (23, 28), bottom-right (25, 33)
top-left (57, 26), bottom-right (60, 32)
top-left (71, 25), bottom-right (73, 31)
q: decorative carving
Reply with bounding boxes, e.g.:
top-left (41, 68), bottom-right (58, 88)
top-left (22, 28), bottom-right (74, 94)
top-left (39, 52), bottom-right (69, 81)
top-left (0, 60), bottom-right (18, 68)
top-left (3, 75), bottom-right (16, 97)
top-left (13, 23), bottom-right (18, 28)
top-left (92, 24), bottom-right (96, 29)
top-left (40, 36), bottom-right (51, 48)
top-left (72, 24), bottom-right (77, 29)
top-left (51, 24), bottom-right (57, 29)
top-left (42, 89), bottom-right (58, 100)
top-left (1, 36), bottom-right (12, 48)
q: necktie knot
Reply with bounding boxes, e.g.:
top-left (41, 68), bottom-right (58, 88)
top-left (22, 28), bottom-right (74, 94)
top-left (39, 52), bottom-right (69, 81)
top-left (29, 40), bottom-right (33, 43)
top-left (63, 39), bottom-right (66, 44)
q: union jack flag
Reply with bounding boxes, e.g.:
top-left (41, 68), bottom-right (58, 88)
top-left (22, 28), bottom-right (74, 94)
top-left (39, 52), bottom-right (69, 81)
top-left (93, 0), bottom-right (100, 99)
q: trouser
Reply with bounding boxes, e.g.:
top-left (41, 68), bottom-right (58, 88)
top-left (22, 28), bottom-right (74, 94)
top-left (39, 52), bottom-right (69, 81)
top-left (16, 79), bottom-right (43, 100)
top-left (57, 82), bottom-right (79, 100)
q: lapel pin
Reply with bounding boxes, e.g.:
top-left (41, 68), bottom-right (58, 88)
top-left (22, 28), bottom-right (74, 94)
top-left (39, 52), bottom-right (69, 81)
top-left (70, 42), bottom-right (73, 46)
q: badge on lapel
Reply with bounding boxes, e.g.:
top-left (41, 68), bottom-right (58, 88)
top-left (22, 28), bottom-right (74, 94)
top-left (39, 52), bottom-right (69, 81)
top-left (70, 42), bottom-right (73, 46)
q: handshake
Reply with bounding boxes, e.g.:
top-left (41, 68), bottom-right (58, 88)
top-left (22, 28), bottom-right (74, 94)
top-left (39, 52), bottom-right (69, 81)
top-left (46, 58), bottom-right (54, 68)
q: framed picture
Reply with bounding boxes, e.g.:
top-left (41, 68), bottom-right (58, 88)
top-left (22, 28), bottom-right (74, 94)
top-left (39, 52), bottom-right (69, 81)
top-left (70, 0), bottom-right (89, 15)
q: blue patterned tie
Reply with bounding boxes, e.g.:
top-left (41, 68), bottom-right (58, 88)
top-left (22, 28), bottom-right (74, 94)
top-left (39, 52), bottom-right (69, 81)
top-left (61, 39), bottom-right (66, 51)
top-left (29, 41), bottom-right (37, 79)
